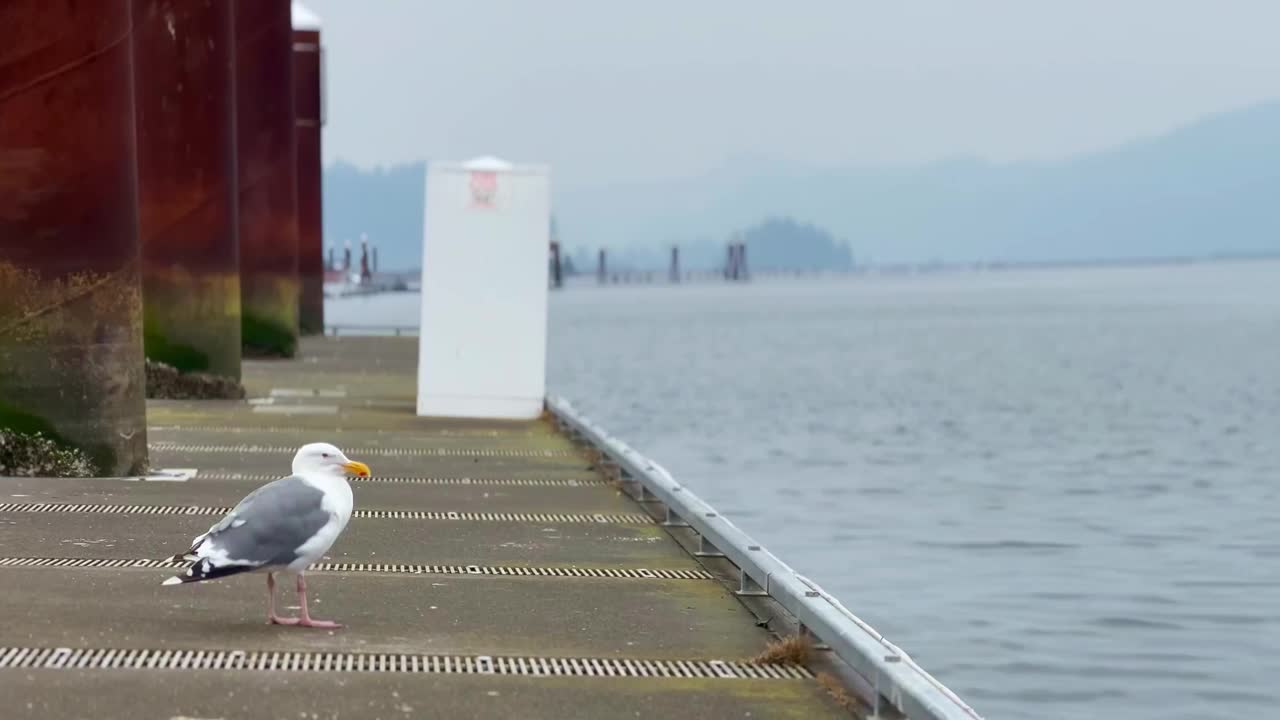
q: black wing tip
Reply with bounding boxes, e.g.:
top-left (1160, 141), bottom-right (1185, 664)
top-left (161, 557), bottom-right (255, 586)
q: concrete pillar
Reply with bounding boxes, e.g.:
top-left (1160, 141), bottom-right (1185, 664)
top-left (292, 3), bottom-right (324, 335)
top-left (134, 0), bottom-right (240, 379)
top-left (0, 0), bottom-right (148, 475)
top-left (236, 0), bottom-right (299, 356)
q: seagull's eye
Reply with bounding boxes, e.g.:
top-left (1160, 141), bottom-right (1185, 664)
top-left (321, 453), bottom-right (330, 458)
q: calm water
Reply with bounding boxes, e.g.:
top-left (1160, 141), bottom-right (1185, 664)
top-left (329, 261), bottom-right (1280, 720)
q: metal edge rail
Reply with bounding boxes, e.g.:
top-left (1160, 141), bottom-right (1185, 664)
top-left (546, 395), bottom-right (983, 720)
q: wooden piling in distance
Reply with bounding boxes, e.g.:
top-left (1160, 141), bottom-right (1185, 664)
top-left (597, 249), bottom-right (607, 285)
top-left (293, 3), bottom-right (324, 335)
top-left (724, 241), bottom-right (749, 282)
top-left (236, 0), bottom-right (299, 357)
top-left (359, 235), bottom-right (371, 284)
top-left (670, 246), bottom-right (680, 283)
top-left (134, 0), bottom-right (241, 380)
top-left (0, 0), bottom-right (148, 474)
top-left (549, 242), bottom-right (563, 289)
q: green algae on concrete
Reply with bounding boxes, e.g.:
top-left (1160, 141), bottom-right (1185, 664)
top-left (142, 271), bottom-right (241, 378)
top-left (241, 292), bottom-right (299, 357)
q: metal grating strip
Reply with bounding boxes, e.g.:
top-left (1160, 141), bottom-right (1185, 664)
top-left (0, 503), bottom-right (225, 516)
top-left (0, 557), bottom-right (714, 580)
top-left (194, 473), bottom-right (605, 487)
top-left (0, 503), bottom-right (650, 524)
top-left (148, 442), bottom-right (579, 458)
top-left (147, 425), bottom-right (539, 438)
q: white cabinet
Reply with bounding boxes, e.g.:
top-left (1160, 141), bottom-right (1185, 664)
top-left (416, 157), bottom-right (551, 419)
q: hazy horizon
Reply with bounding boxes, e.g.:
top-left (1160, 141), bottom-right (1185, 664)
top-left (323, 98), bottom-right (1280, 267)
top-left (320, 97), bottom-right (1277, 177)
top-left (306, 0), bottom-right (1280, 191)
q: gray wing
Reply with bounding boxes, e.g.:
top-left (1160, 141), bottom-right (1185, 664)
top-left (195, 475), bottom-right (330, 568)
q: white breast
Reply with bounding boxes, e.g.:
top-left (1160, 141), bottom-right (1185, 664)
top-left (290, 475), bottom-right (354, 570)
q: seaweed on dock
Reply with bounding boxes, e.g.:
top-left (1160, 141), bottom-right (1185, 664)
top-left (145, 359), bottom-right (245, 400)
top-left (816, 671), bottom-right (869, 717)
top-left (750, 633), bottom-right (813, 666)
top-left (0, 428), bottom-right (95, 478)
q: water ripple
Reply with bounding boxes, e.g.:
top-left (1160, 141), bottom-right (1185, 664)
top-left (535, 264), bottom-right (1280, 720)
top-left (915, 539), bottom-right (1080, 551)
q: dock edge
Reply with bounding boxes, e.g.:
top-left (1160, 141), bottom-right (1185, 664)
top-left (546, 395), bottom-right (984, 720)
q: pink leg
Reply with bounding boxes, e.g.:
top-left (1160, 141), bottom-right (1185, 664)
top-left (267, 572), bottom-right (300, 625)
top-left (295, 573), bottom-right (342, 629)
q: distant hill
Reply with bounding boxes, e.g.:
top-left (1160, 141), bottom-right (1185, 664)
top-left (563, 217), bottom-right (853, 274)
top-left (741, 217), bottom-right (853, 271)
top-left (323, 100), bottom-right (1280, 270)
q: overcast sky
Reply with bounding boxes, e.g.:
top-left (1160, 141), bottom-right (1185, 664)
top-left (305, 0), bottom-right (1280, 190)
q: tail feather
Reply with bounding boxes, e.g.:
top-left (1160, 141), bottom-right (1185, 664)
top-left (167, 532), bottom-right (209, 565)
top-left (161, 557), bottom-right (256, 586)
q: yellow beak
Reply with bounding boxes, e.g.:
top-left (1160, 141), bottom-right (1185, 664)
top-left (342, 460), bottom-right (371, 478)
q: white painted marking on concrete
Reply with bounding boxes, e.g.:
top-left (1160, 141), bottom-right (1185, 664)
top-left (126, 468), bottom-right (198, 483)
top-left (252, 405), bottom-right (339, 415)
top-left (270, 388), bottom-right (347, 398)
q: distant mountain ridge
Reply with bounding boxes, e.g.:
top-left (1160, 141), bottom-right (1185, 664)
top-left (323, 100), bottom-right (1280, 270)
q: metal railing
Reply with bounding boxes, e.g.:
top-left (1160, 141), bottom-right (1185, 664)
top-left (546, 395), bottom-right (983, 720)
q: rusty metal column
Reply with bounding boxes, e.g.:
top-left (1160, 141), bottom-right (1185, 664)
top-left (134, 0), bottom-right (240, 379)
top-left (236, 0), bottom-right (299, 356)
top-left (292, 4), bottom-right (324, 335)
top-left (0, 0), bottom-right (148, 475)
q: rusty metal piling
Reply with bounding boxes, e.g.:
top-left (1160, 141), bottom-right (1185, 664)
top-left (0, 0), bottom-right (148, 474)
top-left (292, 5), bottom-right (324, 335)
top-left (235, 0), bottom-right (299, 357)
top-left (134, 0), bottom-right (241, 380)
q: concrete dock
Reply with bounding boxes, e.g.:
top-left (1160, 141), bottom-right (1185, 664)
top-left (0, 336), bottom-right (852, 719)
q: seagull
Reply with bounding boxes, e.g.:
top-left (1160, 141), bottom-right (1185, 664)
top-left (162, 442), bottom-right (370, 629)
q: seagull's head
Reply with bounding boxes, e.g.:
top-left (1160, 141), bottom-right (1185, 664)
top-left (292, 442), bottom-right (371, 478)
